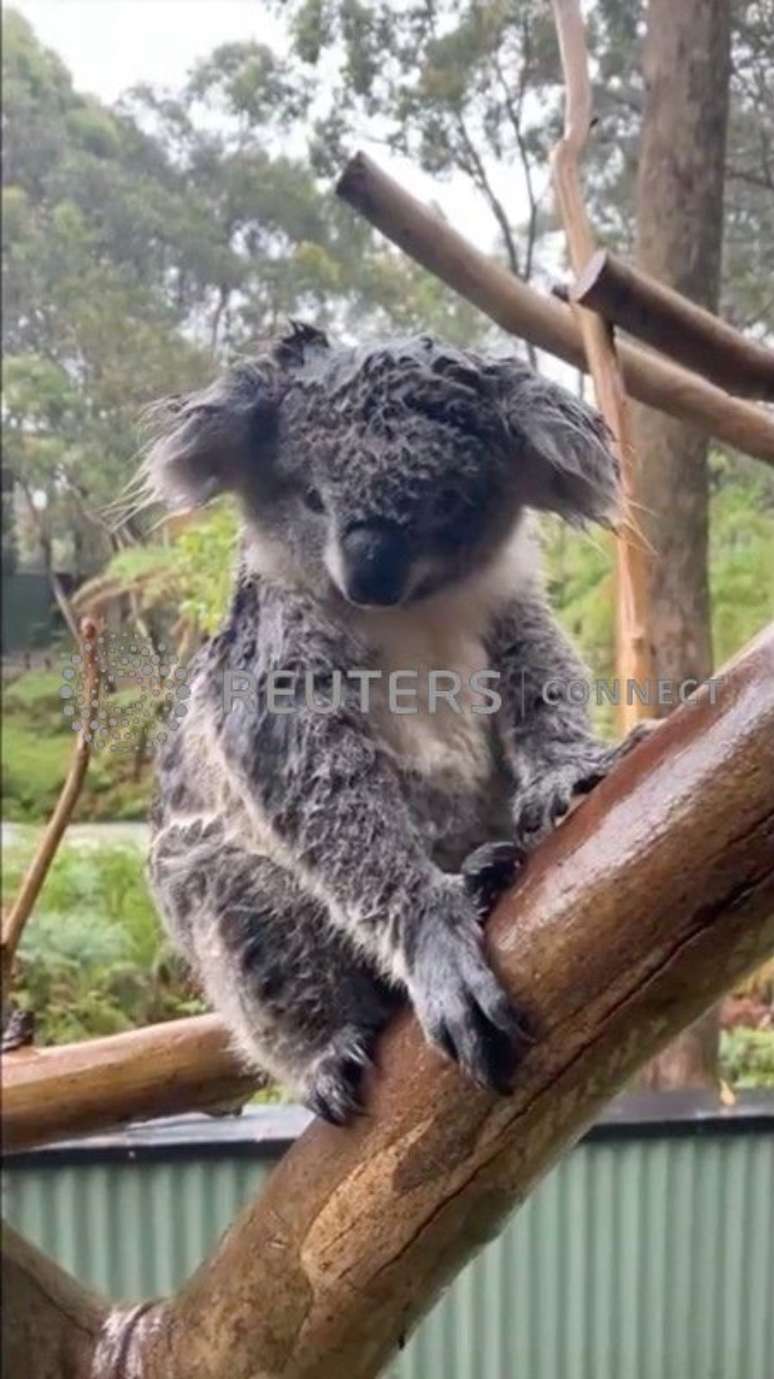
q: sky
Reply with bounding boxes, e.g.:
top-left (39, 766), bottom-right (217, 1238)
top-left (13, 1), bottom-right (289, 105)
top-left (11, 1), bottom-right (572, 382)
top-left (11, 0), bottom-right (505, 252)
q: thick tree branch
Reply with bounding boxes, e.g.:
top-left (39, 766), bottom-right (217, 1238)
top-left (573, 248), bottom-right (774, 400)
top-left (336, 152), bottom-right (774, 466)
top-left (2, 1015), bottom-right (256, 1153)
top-left (3, 625), bottom-right (774, 1378)
top-left (1, 1225), bottom-right (107, 1379)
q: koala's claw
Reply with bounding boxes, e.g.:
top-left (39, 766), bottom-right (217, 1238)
top-left (514, 748), bottom-right (612, 845)
top-left (513, 725), bottom-right (659, 848)
top-left (305, 1025), bottom-right (376, 1125)
top-left (462, 841), bottom-right (525, 918)
top-left (514, 778), bottom-right (576, 844)
top-left (411, 923), bottom-right (534, 1095)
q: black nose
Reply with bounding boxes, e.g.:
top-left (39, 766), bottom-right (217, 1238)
top-left (340, 522), bottom-right (409, 606)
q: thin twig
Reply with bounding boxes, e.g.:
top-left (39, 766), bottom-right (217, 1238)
top-left (549, 0), bottom-right (655, 733)
top-left (2, 618), bottom-right (102, 1002)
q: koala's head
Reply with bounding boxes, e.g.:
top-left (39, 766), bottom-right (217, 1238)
top-left (144, 323), bottom-right (618, 608)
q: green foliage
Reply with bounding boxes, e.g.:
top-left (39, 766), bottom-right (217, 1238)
top-left (542, 520), bottom-right (617, 736)
top-left (2, 6), bottom-right (486, 577)
top-left (3, 669), bottom-right (65, 722)
top-left (173, 505), bottom-right (239, 635)
top-left (77, 501), bottom-right (239, 642)
top-left (541, 455), bottom-right (774, 739)
top-left (2, 670), bottom-right (151, 823)
top-left (1, 720), bottom-right (73, 822)
top-left (709, 463), bottom-right (774, 663)
top-left (720, 1027), bottom-right (774, 1089)
top-left (3, 840), bottom-right (203, 1044)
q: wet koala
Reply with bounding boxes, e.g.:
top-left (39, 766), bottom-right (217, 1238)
top-left (147, 323), bottom-right (634, 1124)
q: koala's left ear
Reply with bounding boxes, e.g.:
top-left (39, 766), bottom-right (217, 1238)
top-left (495, 364), bottom-right (620, 526)
top-left (142, 362), bottom-right (276, 510)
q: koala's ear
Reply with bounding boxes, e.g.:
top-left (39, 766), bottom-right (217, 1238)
top-left (495, 364), bottom-right (620, 526)
top-left (142, 362), bottom-right (276, 509)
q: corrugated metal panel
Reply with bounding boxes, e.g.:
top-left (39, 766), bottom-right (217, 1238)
top-left (2, 1156), bottom-right (270, 1299)
top-left (4, 1133), bottom-right (773, 1378)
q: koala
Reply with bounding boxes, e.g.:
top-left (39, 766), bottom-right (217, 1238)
top-left (146, 322), bottom-right (634, 1124)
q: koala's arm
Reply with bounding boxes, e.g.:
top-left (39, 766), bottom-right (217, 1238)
top-left (211, 584), bottom-right (529, 1088)
top-left (490, 591), bottom-right (626, 846)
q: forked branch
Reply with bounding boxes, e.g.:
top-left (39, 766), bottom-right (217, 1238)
top-left (4, 626), bottom-right (774, 1379)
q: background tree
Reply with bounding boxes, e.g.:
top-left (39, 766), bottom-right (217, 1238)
top-left (1, 9), bottom-right (481, 577)
top-left (630, 0), bottom-right (732, 1088)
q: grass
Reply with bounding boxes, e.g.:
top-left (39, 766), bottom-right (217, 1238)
top-left (3, 669), bottom-right (69, 720)
top-left (2, 719), bottom-right (74, 821)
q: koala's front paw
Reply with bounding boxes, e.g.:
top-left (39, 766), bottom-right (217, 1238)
top-left (462, 840), bottom-right (525, 919)
top-left (305, 1024), bottom-right (377, 1125)
top-left (408, 888), bottom-right (534, 1094)
top-left (513, 724), bottom-right (658, 848)
top-left (513, 765), bottom-right (591, 846)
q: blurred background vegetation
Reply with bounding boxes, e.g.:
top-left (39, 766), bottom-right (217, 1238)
top-left (2, 3), bottom-right (772, 1080)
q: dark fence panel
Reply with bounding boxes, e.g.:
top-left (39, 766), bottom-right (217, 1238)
top-left (1, 572), bottom-right (71, 651)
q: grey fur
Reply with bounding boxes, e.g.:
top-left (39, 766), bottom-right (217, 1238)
top-left (147, 325), bottom-right (629, 1123)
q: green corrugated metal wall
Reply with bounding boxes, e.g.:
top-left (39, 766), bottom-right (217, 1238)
top-left (4, 1131), bottom-right (773, 1378)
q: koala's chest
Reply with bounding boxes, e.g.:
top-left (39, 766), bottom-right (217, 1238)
top-left (360, 614), bottom-right (496, 790)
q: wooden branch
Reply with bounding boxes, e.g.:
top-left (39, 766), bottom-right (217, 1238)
top-left (4, 626), bottom-right (774, 1378)
top-left (573, 249), bottom-right (774, 401)
top-left (2, 1014), bottom-right (256, 1153)
top-left (1, 619), bottom-right (101, 1005)
top-left (550, 0), bottom-right (654, 736)
top-left (1, 1225), bottom-right (108, 1379)
top-left (336, 153), bottom-right (774, 466)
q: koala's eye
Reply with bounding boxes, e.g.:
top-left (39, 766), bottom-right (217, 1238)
top-left (303, 487), bottom-right (325, 514)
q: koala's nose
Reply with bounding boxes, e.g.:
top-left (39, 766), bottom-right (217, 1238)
top-left (340, 522), bottom-right (410, 606)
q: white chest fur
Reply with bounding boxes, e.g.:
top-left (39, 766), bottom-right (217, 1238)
top-left (352, 530), bottom-right (533, 787)
top-left (359, 607), bottom-right (492, 784)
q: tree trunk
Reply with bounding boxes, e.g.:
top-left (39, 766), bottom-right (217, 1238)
top-left (633, 0), bottom-right (732, 1091)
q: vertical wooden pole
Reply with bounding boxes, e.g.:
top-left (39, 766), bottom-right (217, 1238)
top-left (549, 0), bottom-right (654, 733)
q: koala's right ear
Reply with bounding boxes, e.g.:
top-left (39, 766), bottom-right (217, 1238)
top-left (142, 362), bottom-right (276, 509)
top-left (492, 362), bottom-right (620, 527)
